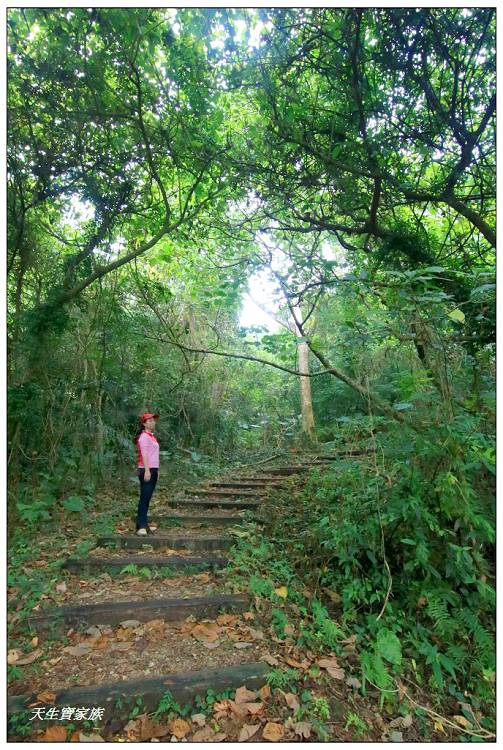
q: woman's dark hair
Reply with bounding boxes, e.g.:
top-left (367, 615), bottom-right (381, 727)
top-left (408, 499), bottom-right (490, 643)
top-left (133, 423), bottom-right (146, 444)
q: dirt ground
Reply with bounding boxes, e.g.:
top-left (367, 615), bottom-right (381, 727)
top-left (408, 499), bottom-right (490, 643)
top-left (9, 612), bottom-right (266, 698)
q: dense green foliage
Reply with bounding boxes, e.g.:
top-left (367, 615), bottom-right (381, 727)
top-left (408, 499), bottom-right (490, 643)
top-left (230, 416), bottom-right (494, 711)
top-left (8, 6), bottom-right (495, 718)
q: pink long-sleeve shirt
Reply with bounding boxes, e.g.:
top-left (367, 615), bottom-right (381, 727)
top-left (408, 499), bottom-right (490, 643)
top-left (137, 431), bottom-right (160, 469)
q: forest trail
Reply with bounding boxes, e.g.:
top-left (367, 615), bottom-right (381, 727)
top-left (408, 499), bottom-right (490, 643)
top-left (8, 447), bottom-right (491, 742)
top-left (8, 453), bottom-right (352, 742)
top-left (7, 7), bottom-right (495, 741)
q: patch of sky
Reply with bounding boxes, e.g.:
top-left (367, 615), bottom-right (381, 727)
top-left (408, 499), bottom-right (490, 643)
top-left (28, 23), bottom-right (40, 41)
top-left (239, 266), bottom-right (281, 332)
top-left (62, 196), bottom-right (95, 229)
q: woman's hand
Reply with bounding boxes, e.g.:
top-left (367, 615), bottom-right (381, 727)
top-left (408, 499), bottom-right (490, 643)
top-left (145, 469), bottom-right (151, 481)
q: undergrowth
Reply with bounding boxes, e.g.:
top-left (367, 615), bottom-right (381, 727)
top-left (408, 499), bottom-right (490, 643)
top-left (228, 414), bottom-right (495, 730)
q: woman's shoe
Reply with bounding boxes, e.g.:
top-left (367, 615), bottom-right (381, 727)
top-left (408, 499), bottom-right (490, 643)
top-left (136, 528), bottom-right (148, 536)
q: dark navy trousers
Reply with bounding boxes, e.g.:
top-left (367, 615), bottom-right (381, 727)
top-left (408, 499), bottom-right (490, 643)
top-left (136, 468), bottom-right (158, 530)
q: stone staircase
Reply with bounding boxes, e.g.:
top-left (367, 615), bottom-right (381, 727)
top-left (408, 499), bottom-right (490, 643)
top-left (7, 450), bottom-right (358, 732)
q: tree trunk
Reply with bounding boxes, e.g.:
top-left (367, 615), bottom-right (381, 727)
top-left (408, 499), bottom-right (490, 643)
top-left (297, 339), bottom-right (316, 441)
top-left (89, 359), bottom-right (105, 466)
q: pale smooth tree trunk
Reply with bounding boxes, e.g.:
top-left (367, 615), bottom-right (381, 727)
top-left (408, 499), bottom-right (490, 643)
top-left (297, 337), bottom-right (316, 441)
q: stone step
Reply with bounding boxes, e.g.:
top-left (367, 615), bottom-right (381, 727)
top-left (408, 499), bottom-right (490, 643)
top-left (97, 535), bottom-right (233, 552)
top-left (257, 466), bottom-right (309, 476)
top-left (25, 593), bottom-right (249, 633)
top-left (153, 514), bottom-right (247, 526)
top-left (7, 661), bottom-right (269, 725)
top-left (64, 554), bottom-right (228, 575)
top-left (207, 480), bottom-right (285, 489)
top-left (188, 487), bottom-right (264, 497)
top-left (227, 475), bottom-right (289, 482)
top-left (260, 462), bottom-right (338, 474)
top-left (169, 498), bottom-right (260, 510)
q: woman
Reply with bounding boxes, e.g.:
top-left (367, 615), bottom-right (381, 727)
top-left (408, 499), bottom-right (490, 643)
top-left (134, 412), bottom-right (160, 536)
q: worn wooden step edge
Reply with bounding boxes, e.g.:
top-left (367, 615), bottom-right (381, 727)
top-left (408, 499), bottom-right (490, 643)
top-left (207, 481), bottom-right (284, 488)
top-left (261, 462), bottom-right (339, 472)
top-left (170, 498), bottom-right (260, 509)
top-left (64, 554), bottom-right (228, 573)
top-left (7, 661), bottom-right (269, 725)
top-left (310, 449), bottom-right (372, 458)
top-left (96, 536), bottom-right (234, 551)
top-left (188, 488), bottom-right (264, 497)
top-left (25, 593), bottom-right (249, 632)
top-left (215, 475), bottom-right (288, 482)
top-left (257, 467), bottom-right (308, 475)
top-left (152, 514), bottom-right (247, 526)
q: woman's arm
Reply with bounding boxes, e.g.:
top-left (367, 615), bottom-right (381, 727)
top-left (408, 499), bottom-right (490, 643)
top-left (139, 436), bottom-right (151, 479)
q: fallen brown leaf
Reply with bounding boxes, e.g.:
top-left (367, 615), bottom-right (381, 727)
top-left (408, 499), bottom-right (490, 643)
top-left (216, 613), bottom-right (239, 626)
top-left (234, 641), bottom-right (253, 649)
top-left (143, 619), bottom-right (166, 635)
top-left (169, 718), bottom-right (190, 738)
top-left (194, 572), bottom-right (211, 583)
top-left (213, 699), bottom-right (234, 719)
top-left (294, 721), bottom-right (312, 739)
top-left (341, 634), bottom-right (357, 655)
top-left (201, 640), bottom-right (221, 650)
top-left (63, 644), bottom-right (92, 657)
top-left (179, 620), bottom-right (196, 634)
top-left (191, 713), bottom-right (206, 727)
top-left (85, 625), bottom-right (102, 637)
top-left (7, 649), bottom-right (22, 665)
top-left (136, 714), bottom-right (170, 741)
top-left (317, 656), bottom-right (340, 669)
top-left (192, 726), bottom-right (226, 742)
top-left (110, 642), bottom-right (131, 652)
top-left (235, 686), bottom-right (258, 704)
top-left (242, 702), bottom-right (264, 716)
top-left (119, 619), bottom-right (141, 628)
top-left (13, 648), bottom-right (44, 665)
top-left (124, 718), bottom-right (140, 740)
top-left (242, 611), bottom-right (255, 621)
top-left (283, 656), bottom-right (304, 669)
top-left (390, 714), bottom-right (413, 730)
top-left (318, 656), bottom-right (345, 679)
top-left (263, 722), bottom-right (285, 741)
top-left (31, 636), bottom-right (39, 647)
top-left (284, 693), bottom-right (300, 712)
top-left (326, 666), bottom-right (345, 680)
top-left (261, 653), bottom-right (279, 666)
top-left (191, 622), bottom-right (220, 644)
top-left (453, 715), bottom-right (473, 729)
top-left (258, 684), bottom-right (271, 702)
top-left (238, 724), bottom-right (260, 742)
top-left (40, 725), bottom-right (67, 742)
top-left (247, 627), bottom-right (265, 640)
top-left (116, 627), bottom-right (136, 641)
top-left (346, 676), bottom-right (362, 690)
top-left (36, 691), bottom-right (57, 704)
top-left (91, 635), bottom-right (110, 650)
